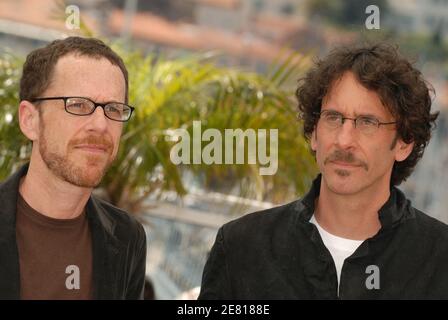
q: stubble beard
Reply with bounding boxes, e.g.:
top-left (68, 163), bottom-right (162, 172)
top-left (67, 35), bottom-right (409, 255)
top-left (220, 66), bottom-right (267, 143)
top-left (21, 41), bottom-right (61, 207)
top-left (38, 122), bottom-right (114, 188)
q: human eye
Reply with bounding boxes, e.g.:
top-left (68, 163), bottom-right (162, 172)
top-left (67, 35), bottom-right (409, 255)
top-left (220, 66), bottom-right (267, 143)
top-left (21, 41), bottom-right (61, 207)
top-left (106, 103), bottom-right (124, 115)
top-left (66, 98), bottom-right (92, 113)
top-left (323, 111), bottom-right (342, 123)
top-left (357, 116), bottom-right (378, 127)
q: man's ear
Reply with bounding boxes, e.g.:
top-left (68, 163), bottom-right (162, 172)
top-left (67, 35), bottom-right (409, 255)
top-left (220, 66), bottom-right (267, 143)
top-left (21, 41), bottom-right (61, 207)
top-left (18, 101), bottom-right (40, 141)
top-left (394, 139), bottom-right (414, 162)
top-left (310, 127), bottom-right (317, 152)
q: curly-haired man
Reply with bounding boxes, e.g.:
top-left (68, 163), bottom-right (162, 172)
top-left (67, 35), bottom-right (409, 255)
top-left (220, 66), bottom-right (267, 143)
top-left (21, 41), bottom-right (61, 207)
top-left (199, 44), bottom-right (448, 299)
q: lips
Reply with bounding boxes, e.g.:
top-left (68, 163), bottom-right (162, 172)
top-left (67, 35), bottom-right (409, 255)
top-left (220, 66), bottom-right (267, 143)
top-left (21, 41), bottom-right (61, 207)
top-left (75, 144), bottom-right (109, 154)
top-left (330, 161), bottom-right (361, 168)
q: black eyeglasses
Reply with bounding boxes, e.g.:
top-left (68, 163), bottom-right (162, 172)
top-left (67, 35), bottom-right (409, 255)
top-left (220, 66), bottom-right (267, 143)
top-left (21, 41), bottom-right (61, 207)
top-left (315, 110), bottom-right (396, 135)
top-left (31, 96), bottom-right (134, 122)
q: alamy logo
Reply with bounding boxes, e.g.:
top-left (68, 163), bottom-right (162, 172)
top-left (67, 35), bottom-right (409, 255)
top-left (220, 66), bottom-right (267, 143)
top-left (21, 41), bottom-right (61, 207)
top-left (65, 5), bottom-right (80, 30)
top-left (365, 5), bottom-right (380, 30)
top-left (65, 265), bottom-right (80, 290)
top-left (365, 265), bottom-right (380, 290)
top-left (169, 121), bottom-right (278, 175)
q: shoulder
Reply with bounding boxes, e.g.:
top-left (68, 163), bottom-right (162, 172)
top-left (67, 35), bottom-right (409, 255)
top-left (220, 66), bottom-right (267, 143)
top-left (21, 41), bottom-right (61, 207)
top-left (411, 207), bottom-right (448, 240)
top-left (219, 200), bottom-right (302, 244)
top-left (90, 196), bottom-right (146, 242)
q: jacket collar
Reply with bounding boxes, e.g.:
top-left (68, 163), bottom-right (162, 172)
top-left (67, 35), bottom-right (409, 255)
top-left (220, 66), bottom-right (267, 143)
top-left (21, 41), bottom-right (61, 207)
top-left (298, 174), bottom-right (412, 230)
top-left (0, 164), bottom-right (126, 299)
top-left (0, 164), bottom-right (26, 299)
top-left (86, 197), bottom-right (126, 299)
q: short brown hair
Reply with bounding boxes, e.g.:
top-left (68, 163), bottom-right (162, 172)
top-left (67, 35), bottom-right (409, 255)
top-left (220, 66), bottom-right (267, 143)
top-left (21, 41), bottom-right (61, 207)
top-left (20, 36), bottom-right (128, 103)
top-left (296, 43), bottom-right (439, 186)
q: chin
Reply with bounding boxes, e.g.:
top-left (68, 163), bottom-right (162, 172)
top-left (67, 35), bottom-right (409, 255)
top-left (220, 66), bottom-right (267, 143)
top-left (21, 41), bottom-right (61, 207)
top-left (322, 170), bottom-right (366, 195)
top-left (79, 168), bottom-right (107, 187)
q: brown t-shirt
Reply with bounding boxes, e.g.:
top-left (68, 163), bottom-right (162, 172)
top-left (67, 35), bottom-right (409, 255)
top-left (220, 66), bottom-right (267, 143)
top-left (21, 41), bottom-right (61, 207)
top-left (16, 193), bottom-right (93, 300)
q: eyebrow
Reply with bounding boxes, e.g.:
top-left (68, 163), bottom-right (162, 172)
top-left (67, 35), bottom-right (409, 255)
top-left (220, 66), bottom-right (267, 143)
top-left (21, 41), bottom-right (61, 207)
top-left (321, 108), bottom-right (383, 119)
top-left (75, 96), bottom-right (125, 105)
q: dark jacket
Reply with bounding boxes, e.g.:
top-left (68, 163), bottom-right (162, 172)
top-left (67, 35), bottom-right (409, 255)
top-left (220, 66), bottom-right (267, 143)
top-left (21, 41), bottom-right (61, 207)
top-left (0, 165), bottom-right (147, 299)
top-left (199, 175), bottom-right (448, 299)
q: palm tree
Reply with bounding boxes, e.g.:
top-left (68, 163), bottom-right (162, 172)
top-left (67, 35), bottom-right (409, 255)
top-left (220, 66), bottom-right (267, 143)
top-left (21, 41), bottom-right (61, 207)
top-left (0, 52), bottom-right (29, 180)
top-left (102, 48), bottom-right (317, 212)
top-left (0, 42), bottom-right (317, 214)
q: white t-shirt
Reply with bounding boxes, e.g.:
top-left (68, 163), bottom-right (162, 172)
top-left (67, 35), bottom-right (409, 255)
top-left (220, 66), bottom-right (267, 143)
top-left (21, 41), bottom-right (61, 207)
top-left (310, 215), bottom-right (363, 292)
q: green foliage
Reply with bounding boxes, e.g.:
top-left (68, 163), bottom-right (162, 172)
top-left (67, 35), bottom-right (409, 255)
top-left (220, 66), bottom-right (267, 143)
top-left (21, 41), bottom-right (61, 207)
top-left (102, 48), bottom-right (317, 212)
top-left (0, 45), bottom-right (317, 213)
top-left (0, 52), bottom-right (30, 180)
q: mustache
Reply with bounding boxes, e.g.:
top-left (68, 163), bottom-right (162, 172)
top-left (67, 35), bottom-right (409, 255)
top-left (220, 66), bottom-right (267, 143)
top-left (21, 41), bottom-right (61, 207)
top-left (324, 149), bottom-right (368, 171)
top-left (69, 135), bottom-right (113, 152)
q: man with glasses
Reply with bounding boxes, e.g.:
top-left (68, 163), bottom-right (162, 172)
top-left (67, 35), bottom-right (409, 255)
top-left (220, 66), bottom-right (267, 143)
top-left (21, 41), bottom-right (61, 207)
top-left (199, 44), bottom-right (448, 299)
top-left (0, 37), bottom-right (146, 299)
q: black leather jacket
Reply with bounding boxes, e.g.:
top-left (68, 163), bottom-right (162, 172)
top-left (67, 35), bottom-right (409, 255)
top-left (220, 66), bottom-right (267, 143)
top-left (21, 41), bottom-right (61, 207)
top-left (0, 164), bottom-right (146, 299)
top-left (199, 175), bottom-right (448, 299)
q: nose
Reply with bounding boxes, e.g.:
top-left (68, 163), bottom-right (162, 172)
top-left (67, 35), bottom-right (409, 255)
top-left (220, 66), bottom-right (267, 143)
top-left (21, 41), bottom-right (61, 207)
top-left (334, 119), bottom-right (357, 149)
top-left (86, 105), bottom-right (108, 133)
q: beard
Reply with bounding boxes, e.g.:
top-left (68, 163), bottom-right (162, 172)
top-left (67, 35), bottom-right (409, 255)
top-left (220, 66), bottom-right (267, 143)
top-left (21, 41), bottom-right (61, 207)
top-left (38, 122), bottom-right (115, 188)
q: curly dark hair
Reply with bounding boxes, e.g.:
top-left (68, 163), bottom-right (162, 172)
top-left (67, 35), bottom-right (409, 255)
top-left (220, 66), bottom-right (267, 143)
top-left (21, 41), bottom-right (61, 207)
top-left (296, 43), bottom-right (439, 186)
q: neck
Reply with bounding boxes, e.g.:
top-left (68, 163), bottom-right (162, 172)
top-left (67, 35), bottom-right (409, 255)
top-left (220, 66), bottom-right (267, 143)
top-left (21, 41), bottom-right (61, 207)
top-left (314, 176), bottom-right (390, 240)
top-left (19, 157), bottom-right (92, 220)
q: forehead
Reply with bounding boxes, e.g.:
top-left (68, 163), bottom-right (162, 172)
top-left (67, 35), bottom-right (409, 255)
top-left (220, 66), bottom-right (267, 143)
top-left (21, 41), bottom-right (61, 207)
top-left (45, 54), bottom-right (126, 103)
top-left (323, 71), bottom-right (393, 119)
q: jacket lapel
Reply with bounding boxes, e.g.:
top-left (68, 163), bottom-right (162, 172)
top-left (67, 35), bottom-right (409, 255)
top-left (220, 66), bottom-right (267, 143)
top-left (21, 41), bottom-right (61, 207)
top-left (0, 165), bottom-right (29, 299)
top-left (86, 197), bottom-right (125, 299)
top-left (273, 175), bottom-right (338, 298)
